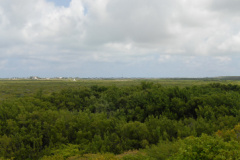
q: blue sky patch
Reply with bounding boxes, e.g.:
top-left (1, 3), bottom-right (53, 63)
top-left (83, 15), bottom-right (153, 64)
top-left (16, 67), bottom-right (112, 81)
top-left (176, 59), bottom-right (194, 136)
top-left (47, 0), bottom-right (71, 7)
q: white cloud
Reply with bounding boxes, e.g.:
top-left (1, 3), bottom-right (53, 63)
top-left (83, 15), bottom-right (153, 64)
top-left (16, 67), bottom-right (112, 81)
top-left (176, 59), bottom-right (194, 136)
top-left (214, 56), bottom-right (232, 63)
top-left (217, 32), bottom-right (240, 53)
top-left (0, 0), bottom-right (240, 77)
top-left (0, 59), bottom-right (7, 69)
top-left (158, 55), bottom-right (172, 63)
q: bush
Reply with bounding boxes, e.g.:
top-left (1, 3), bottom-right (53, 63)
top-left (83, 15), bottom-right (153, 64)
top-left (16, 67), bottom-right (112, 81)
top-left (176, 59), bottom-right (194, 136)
top-left (171, 134), bottom-right (240, 160)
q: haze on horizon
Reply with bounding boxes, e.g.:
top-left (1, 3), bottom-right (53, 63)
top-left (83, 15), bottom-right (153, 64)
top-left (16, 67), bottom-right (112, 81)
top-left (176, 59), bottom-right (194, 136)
top-left (0, 0), bottom-right (240, 78)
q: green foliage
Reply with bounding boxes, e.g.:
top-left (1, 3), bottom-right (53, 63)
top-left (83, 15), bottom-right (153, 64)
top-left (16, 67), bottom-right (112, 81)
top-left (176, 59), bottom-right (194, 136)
top-left (48, 144), bottom-right (81, 159)
top-left (171, 134), bottom-right (240, 160)
top-left (120, 121), bottom-right (150, 150)
top-left (122, 154), bottom-right (153, 160)
top-left (0, 81), bottom-right (240, 159)
top-left (145, 141), bottom-right (180, 160)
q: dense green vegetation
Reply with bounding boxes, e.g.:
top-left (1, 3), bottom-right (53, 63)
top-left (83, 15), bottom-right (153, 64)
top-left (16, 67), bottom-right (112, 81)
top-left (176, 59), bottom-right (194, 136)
top-left (1, 79), bottom-right (240, 159)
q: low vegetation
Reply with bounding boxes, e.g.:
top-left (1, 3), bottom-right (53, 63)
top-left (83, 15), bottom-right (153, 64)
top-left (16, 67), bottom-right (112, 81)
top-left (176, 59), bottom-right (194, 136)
top-left (0, 79), bottom-right (240, 159)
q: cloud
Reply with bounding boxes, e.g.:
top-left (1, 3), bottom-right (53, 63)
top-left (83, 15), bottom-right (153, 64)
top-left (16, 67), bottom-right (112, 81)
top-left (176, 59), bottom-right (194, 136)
top-left (0, 0), bottom-right (239, 77)
top-left (210, 0), bottom-right (240, 14)
top-left (80, 0), bottom-right (240, 56)
top-left (214, 56), bottom-right (232, 63)
top-left (0, 0), bottom-right (238, 55)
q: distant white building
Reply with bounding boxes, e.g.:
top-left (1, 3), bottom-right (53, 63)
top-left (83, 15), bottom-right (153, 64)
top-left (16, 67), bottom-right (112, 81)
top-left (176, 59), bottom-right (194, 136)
top-left (30, 76), bottom-right (38, 80)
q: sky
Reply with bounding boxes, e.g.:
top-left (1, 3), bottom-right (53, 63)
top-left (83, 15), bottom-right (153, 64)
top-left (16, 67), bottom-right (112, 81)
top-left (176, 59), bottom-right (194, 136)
top-left (0, 0), bottom-right (240, 78)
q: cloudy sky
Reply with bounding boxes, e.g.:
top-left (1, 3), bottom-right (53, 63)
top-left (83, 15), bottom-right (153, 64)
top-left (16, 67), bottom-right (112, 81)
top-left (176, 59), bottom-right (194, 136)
top-left (0, 0), bottom-right (240, 78)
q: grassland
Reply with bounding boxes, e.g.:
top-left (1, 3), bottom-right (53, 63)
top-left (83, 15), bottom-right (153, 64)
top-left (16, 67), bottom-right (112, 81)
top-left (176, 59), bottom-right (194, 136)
top-left (0, 78), bottom-right (239, 101)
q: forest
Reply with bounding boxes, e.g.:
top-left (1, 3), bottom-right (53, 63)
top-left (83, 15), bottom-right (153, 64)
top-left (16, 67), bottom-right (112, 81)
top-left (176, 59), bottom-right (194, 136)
top-left (1, 79), bottom-right (240, 159)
